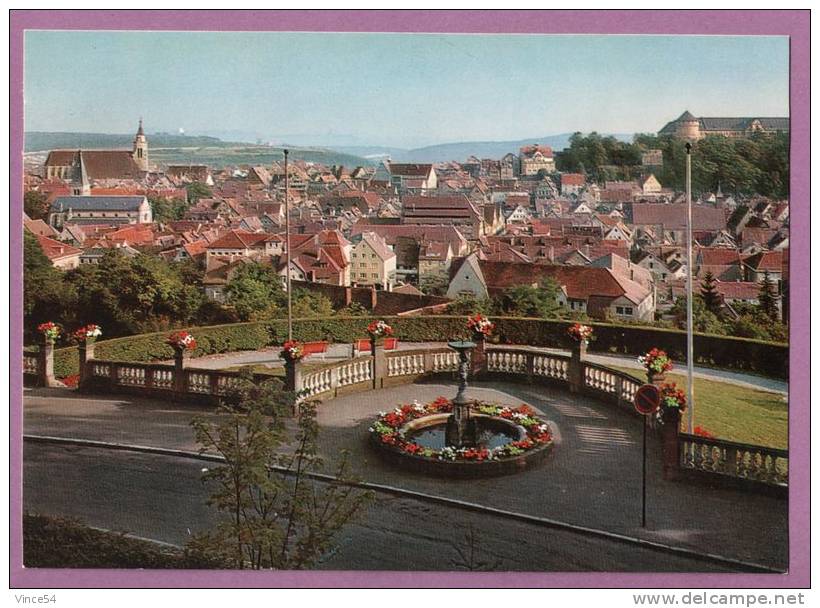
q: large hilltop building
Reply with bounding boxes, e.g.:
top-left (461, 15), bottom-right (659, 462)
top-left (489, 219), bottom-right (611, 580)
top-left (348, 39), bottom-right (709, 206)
top-left (43, 119), bottom-right (150, 181)
top-left (659, 111), bottom-right (789, 140)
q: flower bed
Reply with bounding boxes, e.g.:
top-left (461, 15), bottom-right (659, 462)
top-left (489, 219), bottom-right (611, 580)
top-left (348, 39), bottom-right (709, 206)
top-left (369, 397), bottom-right (554, 476)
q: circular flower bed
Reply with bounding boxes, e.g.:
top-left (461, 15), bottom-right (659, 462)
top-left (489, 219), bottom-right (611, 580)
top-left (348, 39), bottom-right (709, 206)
top-left (369, 397), bottom-right (554, 477)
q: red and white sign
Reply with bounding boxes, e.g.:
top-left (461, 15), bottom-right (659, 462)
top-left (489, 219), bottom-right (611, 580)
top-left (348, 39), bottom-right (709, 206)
top-left (634, 384), bottom-right (661, 415)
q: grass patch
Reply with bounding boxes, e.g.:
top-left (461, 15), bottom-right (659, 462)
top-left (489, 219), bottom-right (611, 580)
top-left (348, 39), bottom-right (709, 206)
top-left (23, 513), bottom-right (222, 568)
top-left (610, 367), bottom-right (788, 449)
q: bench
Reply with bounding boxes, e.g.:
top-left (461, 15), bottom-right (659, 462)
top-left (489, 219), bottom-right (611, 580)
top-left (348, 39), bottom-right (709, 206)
top-left (301, 341), bottom-right (329, 360)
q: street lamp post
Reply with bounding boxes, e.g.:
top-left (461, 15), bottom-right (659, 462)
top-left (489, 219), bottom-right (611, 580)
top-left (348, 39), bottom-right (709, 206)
top-left (284, 149), bottom-right (292, 341)
top-left (685, 142), bottom-right (695, 435)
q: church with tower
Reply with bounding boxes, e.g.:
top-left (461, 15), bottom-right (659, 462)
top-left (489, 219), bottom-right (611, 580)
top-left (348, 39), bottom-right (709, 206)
top-left (43, 119), bottom-right (150, 184)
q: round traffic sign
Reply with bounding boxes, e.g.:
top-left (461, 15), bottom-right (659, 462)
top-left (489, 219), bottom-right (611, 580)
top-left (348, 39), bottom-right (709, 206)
top-left (634, 384), bottom-right (661, 415)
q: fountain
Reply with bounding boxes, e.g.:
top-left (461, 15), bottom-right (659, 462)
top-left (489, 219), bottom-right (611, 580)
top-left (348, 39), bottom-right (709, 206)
top-left (444, 340), bottom-right (478, 448)
top-left (369, 340), bottom-right (555, 477)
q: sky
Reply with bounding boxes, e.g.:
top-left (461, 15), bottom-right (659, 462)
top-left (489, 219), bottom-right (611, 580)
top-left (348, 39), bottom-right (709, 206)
top-left (24, 31), bottom-right (789, 149)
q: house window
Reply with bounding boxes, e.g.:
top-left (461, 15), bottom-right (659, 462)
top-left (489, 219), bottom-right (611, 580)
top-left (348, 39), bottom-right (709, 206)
top-left (616, 306), bottom-right (634, 316)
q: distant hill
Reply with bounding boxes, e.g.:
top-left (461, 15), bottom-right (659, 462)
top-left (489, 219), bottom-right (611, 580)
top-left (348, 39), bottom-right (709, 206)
top-left (24, 131), bottom-right (233, 152)
top-left (24, 131), bottom-right (374, 169)
top-left (389, 133), bottom-right (635, 163)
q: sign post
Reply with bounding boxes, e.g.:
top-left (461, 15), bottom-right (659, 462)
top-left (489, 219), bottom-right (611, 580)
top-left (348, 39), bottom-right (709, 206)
top-left (634, 383), bottom-right (661, 528)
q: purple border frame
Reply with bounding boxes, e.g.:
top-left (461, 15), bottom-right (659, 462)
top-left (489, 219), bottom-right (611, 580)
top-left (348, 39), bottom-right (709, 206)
top-left (9, 9), bottom-right (810, 589)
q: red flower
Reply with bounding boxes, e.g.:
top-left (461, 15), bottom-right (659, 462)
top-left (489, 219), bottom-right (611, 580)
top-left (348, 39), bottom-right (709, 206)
top-left (693, 426), bottom-right (715, 439)
top-left (515, 404), bottom-right (535, 416)
top-left (380, 433), bottom-right (400, 445)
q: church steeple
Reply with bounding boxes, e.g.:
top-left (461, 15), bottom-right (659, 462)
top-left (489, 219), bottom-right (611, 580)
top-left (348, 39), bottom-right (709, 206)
top-left (133, 117), bottom-right (148, 171)
top-left (71, 150), bottom-right (90, 195)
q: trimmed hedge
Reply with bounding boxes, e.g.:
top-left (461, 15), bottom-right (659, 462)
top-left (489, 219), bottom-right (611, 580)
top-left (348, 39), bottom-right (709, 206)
top-left (45, 315), bottom-right (788, 380)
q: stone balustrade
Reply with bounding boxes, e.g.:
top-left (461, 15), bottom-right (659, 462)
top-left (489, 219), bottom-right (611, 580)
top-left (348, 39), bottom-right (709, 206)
top-left (23, 340), bottom-right (788, 490)
top-left (679, 433), bottom-right (788, 487)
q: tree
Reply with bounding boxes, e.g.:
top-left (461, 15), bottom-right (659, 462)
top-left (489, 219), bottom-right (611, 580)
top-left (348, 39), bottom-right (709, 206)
top-left (186, 181), bottom-right (212, 204)
top-left (23, 231), bottom-right (74, 336)
top-left (758, 271), bottom-right (780, 321)
top-left (24, 191), bottom-right (49, 220)
top-left (418, 273), bottom-right (450, 296)
top-left (496, 278), bottom-right (561, 319)
top-left (699, 271), bottom-right (722, 316)
top-left (148, 196), bottom-right (188, 223)
top-left (224, 263), bottom-right (286, 321)
top-left (290, 289), bottom-right (334, 319)
top-left (446, 294), bottom-right (493, 316)
top-left (189, 372), bottom-right (370, 569)
top-left (670, 295), bottom-right (727, 335)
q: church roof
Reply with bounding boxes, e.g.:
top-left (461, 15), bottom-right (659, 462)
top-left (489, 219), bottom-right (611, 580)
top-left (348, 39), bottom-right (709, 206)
top-left (45, 149), bottom-right (144, 180)
top-left (50, 195), bottom-right (146, 212)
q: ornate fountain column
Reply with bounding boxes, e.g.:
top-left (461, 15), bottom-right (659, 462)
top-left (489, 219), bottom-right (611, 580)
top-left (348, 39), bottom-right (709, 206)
top-left (445, 340), bottom-right (477, 448)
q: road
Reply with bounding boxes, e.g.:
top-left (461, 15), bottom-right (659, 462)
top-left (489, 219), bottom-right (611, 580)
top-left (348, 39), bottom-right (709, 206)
top-left (23, 381), bottom-right (789, 572)
top-left (24, 443), bottom-right (741, 572)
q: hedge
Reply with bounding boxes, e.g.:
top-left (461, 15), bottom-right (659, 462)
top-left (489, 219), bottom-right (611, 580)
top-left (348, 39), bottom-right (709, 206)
top-left (42, 315), bottom-right (788, 380)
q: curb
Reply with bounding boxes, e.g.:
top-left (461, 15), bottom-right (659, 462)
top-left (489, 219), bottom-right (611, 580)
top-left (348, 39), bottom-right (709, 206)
top-left (24, 434), bottom-right (783, 574)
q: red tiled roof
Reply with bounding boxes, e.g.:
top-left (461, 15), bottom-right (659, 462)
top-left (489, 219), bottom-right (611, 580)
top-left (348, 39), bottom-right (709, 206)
top-left (477, 260), bottom-right (647, 303)
top-left (715, 281), bottom-right (760, 300)
top-left (698, 247), bottom-right (741, 266)
top-left (46, 150), bottom-right (144, 180)
top-left (561, 173), bottom-right (586, 186)
top-left (207, 229), bottom-right (270, 250)
top-left (520, 144), bottom-right (554, 158)
top-left (743, 250), bottom-right (783, 272)
top-left (36, 234), bottom-right (82, 260)
top-left (631, 204), bottom-right (727, 231)
top-left (388, 163), bottom-right (433, 177)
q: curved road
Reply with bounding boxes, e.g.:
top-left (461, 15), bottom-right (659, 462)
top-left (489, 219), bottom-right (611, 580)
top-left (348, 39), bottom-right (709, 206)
top-left (22, 383), bottom-right (788, 572)
top-left (25, 442), bottom-right (739, 572)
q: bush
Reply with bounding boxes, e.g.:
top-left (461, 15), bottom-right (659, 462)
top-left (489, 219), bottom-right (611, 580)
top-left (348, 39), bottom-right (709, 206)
top-left (46, 315), bottom-right (788, 380)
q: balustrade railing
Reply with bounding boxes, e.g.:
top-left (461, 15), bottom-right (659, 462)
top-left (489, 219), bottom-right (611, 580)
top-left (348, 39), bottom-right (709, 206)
top-left (679, 433), bottom-right (788, 487)
top-left (35, 345), bottom-right (787, 490)
top-left (23, 354), bottom-right (38, 375)
top-left (582, 362), bottom-right (642, 406)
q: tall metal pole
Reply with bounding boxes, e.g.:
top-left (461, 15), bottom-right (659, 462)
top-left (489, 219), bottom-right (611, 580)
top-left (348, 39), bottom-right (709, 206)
top-left (284, 149), bottom-right (292, 341)
top-left (685, 143), bottom-right (695, 435)
top-left (642, 415), bottom-right (647, 528)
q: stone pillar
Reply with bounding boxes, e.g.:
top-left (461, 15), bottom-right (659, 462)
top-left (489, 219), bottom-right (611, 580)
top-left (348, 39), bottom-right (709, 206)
top-left (173, 347), bottom-right (186, 395)
top-left (285, 358), bottom-right (302, 394)
top-left (37, 338), bottom-right (58, 388)
top-left (661, 407), bottom-right (681, 480)
top-left (470, 335), bottom-right (486, 378)
top-left (371, 339), bottom-right (386, 389)
top-left (568, 340), bottom-right (587, 393)
top-left (369, 285), bottom-right (378, 310)
top-left (648, 371), bottom-right (667, 388)
top-left (78, 339), bottom-right (96, 390)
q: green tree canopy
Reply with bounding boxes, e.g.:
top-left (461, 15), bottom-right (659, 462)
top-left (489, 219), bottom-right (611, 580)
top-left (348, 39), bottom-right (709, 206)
top-left (186, 181), bottom-right (213, 204)
top-left (224, 262), bottom-right (286, 321)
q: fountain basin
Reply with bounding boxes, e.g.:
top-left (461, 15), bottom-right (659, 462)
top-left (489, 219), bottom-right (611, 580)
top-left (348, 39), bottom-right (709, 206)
top-left (369, 398), bottom-right (554, 478)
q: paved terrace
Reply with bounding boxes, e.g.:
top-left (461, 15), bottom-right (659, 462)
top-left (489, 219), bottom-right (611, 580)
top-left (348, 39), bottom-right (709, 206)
top-left (23, 379), bottom-right (787, 571)
top-left (175, 341), bottom-right (788, 395)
